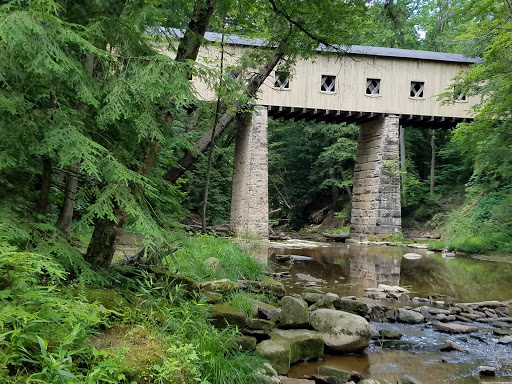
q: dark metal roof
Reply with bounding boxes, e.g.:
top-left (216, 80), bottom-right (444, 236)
top-left (158, 28), bottom-right (482, 64)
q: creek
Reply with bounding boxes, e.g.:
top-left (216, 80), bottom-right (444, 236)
top-left (268, 240), bottom-right (512, 383)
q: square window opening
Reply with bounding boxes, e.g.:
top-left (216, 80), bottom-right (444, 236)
top-left (454, 87), bottom-right (466, 101)
top-left (274, 71), bottom-right (290, 89)
top-left (321, 75), bottom-right (336, 93)
top-left (366, 78), bottom-right (380, 95)
top-left (226, 70), bottom-right (241, 81)
top-left (410, 81), bottom-right (424, 98)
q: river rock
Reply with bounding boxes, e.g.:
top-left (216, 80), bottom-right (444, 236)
top-left (334, 298), bottom-right (370, 317)
top-left (256, 340), bottom-right (291, 375)
top-left (280, 296), bottom-right (310, 328)
top-left (478, 366), bottom-right (496, 376)
top-left (439, 340), bottom-right (466, 352)
top-left (238, 279), bottom-right (286, 298)
top-left (402, 374), bottom-right (423, 384)
top-left (316, 366), bottom-right (352, 381)
top-left (378, 329), bottom-right (402, 339)
top-left (309, 295), bottom-right (338, 311)
top-left (396, 308), bottom-right (425, 324)
top-left (403, 253), bottom-right (422, 260)
top-left (247, 318), bottom-right (276, 331)
top-left (302, 292), bottom-right (324, 304)
top-left (498, 335), bottom-right (512, 344)
top-left (279, 378), bottom-right (315, 384)
top-left (433, 322), bottom-right (478, 334)
top-left (310, 309), bottom-right (371, 353)
top-left (257, 329), bottom-right (324, 374)
top-left (252, 362), bottom-right (281, 384)
top-left (210, 303), bottom-right (247, 329)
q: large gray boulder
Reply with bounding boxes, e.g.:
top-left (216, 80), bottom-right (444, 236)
top-left (310, 309), bottom-right (371, 353)
top-left (396, 308), bottom-right (424, 324)
top-left (280, 296), bottom-right (310, 328)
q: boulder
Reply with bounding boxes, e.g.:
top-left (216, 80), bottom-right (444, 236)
top-left (334, 298), bottom-right (370, 317)
top-left (280, 296), bottom-right (310, 328)
top-left (210, 303), bottom-right (247, 329)
top-left (256, 340), bottom-right (291, 375)
top-left (231, 336), bottom-right (257, 351)
top-left (498, 335), bottom-right (512, 344)
top-left (302, 292), bottom-right (324, 304)
top-left (203, 292), bottom-right (223, 303)
top-left (310, 309), bottom-right (371, 353)
top-left (433, 322), bottom-right (478, 334)
top-left (279, 378), bottom-right (315, 384)
top-left (478, 366), bottom-right (496, 376)
top-left (249, 298), bottom-right (281, 318)
top-left (247, 318), bottom-right (276, 332)
top-left (252, 362), bottom-right (281, 384)
top-left (396, 308), bottom-right (424, 324)
top-left (258, 307), bottom-right (281, 321)
top-left (203, 257), bottom-right (225, 272)
top-left (309, 295), bottom-right (337, 311)
top-left (238, 279), bottom-right (286, 298)
top-left (200, 279), bottom-right (239, 294)
top-left (257, 329), bottom-right (324, 375)
top-left (270, 329), bottom-right (324, 363)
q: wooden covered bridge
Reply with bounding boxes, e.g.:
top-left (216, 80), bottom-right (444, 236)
top-left (170, 30), bottom-right (479, 239)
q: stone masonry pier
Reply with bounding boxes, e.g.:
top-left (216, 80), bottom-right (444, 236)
top-left (230, 106), bottom-right (269, 237)
top-left (350, 115), bottom-right (401, 239)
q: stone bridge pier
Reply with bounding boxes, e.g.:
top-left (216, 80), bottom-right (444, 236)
top-left (230, 108), bottom-right (401, 239)
top-left (350, 115), bottom-right (401, 240)
top-left (230, 106), bottom-right (269, 237)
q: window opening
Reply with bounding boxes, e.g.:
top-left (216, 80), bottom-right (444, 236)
top-left (410, 81), bottom-right (424, 98)
top-left (274, 71), bottom-right (290, 89)
top-left (226, 70), bottom-right (240, 80)
top-left (321, 75), bottom-right (336, 93)
top-left (454, 86), bottom-right (466, 101)
top-left (366, 78), bottom-right (380, 95)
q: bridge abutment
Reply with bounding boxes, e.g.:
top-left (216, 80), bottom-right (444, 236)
top-left (230, 106), bottom-right (269, 237)
top-left (350, 115), bottom-right (401, 240)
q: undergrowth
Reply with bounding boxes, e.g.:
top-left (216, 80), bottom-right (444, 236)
top-left (0, 232), bottom-right (269, 383)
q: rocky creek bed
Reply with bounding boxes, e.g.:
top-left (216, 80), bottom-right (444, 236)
top-left (252, 240), bottom-right (512, 384)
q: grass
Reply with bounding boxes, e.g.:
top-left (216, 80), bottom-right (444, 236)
top-left (427, 240), bottom-right (446, 250)
top-left (166, 233), bottom-right (267, 282)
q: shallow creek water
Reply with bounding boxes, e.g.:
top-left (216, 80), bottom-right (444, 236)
top-left (268, 241), bottom-right (512, 383)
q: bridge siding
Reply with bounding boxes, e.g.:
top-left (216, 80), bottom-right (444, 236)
top-left (190, 44), bottom-right (475, 120)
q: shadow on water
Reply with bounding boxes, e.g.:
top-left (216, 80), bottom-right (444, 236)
top-left (269, 241), bottom-right (512, 383)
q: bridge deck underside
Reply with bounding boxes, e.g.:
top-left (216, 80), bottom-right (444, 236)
top-left (266, 106), bottom-right (469, 129)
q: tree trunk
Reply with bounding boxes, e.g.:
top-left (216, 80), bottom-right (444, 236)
top-left (399, 125), bottom-right (407, 205)
top-left (201, 30), bottom-right (225, 232)
top-left (84, 205), bottom-right (128, 270)
top-left (56, 161), bottom-right (80, 232)
top-left (430, 129), bottom-right (435, 196)
top-left (163, 47), bottom-right (286, 183)
top-left (85, 0), bottom-right (217, 269)
top-left (340, 164), bottom-right (352, 201)
top-left (36, 155), bottom-right (52, 214)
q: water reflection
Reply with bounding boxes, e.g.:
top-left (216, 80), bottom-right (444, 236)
top-left (269, 242), bottom-right (512, 302)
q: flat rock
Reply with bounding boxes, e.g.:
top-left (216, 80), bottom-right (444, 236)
top-left (279, 378), bottom-right (315, 384)
top-left (403, 253), bottom-right (422, 260)
top-left (378, 329), bottom-right (402, 339)
top-left (210, 303), bottom-right (247, 329)
top-left (433, 322), bottom-right (478, 334)
top-left (402, 374), bottom-right (423, 384)
top-left (498, 336), bottom-right (512, 344)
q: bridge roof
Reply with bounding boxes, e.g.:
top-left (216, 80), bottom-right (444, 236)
top-left (160, 28), bottom-right (481, 64)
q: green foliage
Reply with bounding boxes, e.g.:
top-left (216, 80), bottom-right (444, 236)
top-left (269, 120), bottom-right (358, 228)
top-left (167, 233), bottom-right (266, 282)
